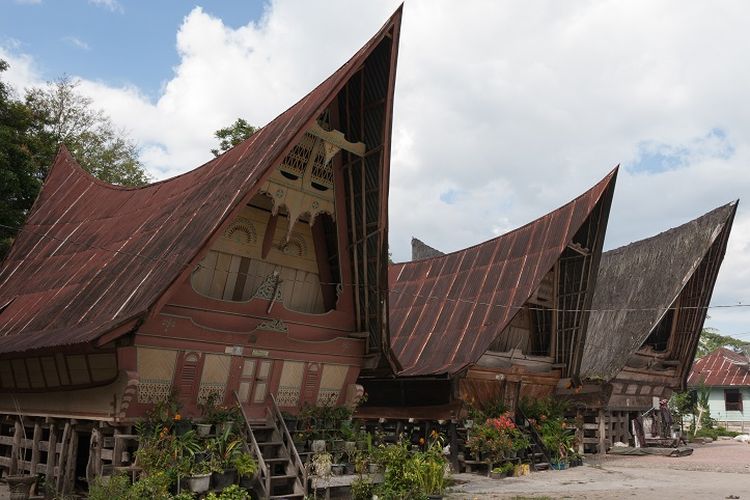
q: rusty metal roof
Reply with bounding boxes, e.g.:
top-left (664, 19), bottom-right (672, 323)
top-left (388, 169), bottom-right (617, 376)
top-left (581, 202), bottom-right (737, 381)
top-left (689, 347), bottom-right (750, 387)
top-left (0, 8), bottom-right (402, 355)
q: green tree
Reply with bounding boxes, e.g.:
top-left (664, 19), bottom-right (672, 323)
top-left (211, 118), bottom-right (257, 156)
top-left (695, 328), bottom-right (749, 359)
top-left (25, 75), bottom-right (149, 186)
top-left (1, 66), bottom-right (150, 260)
top-left (0, 60), bottom-right (42, 258)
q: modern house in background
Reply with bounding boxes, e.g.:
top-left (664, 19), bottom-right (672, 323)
top-left (689, 347), bottom-right (750, 432)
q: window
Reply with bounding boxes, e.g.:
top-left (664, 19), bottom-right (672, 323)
top-left (725, 388), bottom-right (743, 412)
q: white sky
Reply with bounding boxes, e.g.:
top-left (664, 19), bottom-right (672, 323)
top-left (3, 0), bottom-right (750, 338)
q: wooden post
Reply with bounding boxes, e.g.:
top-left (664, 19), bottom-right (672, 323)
top-left (10, 417), bottom-right (22, 475)
top-left (449, 421), bottom-right (459, 472)
top-left (597, 409), bottom-right (606, 455)
top-left (56, 421), bottom-right (72, 492)
top-left (30, 420), bottom-right (42, 475)
top-left (46, 421), bottom-right (59, 481)
top-left (112, 427), bottom-right (124, 467)
top-left (575, 409), bottom-right (584, 456)
top-left (63, 427), bottom-right (78, 495)
top-left (87, 427), bottom-right (102, 484)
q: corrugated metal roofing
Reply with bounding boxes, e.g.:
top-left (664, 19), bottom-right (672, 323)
top-left (0, 8), bottom-right (402, 355)
top-left (388, 169), bottom-right (617, 376)
top-left (688, 347), bottom-right (750, 387)
top-left (580, 203), bottom-right (737, 381)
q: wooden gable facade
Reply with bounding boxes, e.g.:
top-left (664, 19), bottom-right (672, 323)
top-left (359, 169), bottom-right (617, 420)
top-left (572, 203), bottom-right (737, 451)
top-left (0, 8), bottom-right (402, 425)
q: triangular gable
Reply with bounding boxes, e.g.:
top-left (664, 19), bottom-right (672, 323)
top-left (0, 7), bottom-right (403, 355)
top-left (581, 202), bottom-right (737, 382)
top-left (389, 168), bottom-right (617, 376)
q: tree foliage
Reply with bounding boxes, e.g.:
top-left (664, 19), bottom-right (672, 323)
top-left (211, 118), bottom-right (257, 156)
top-left (695, 327), bottom-right (749, 359)
top-left (0, 63), bottom-right (149, 260)
top-left (0, 60), bottom-right (41, 257)
top-left (25, 76), bottom-right (149, 186)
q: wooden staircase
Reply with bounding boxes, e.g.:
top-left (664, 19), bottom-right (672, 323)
top-left (234, 392), bottom-right (307, 500)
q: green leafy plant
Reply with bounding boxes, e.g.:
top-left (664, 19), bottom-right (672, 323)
top-left (208, 427), bottom-right (243, 470)
top-left (351, 476), bottom-right (375, 500)
top-left (491, 462), bottom-right (514, 475)
top-left (88, 473), bottom-right (131, 500)
top-left (205, 484), bottom-right (251, 500)
top-left (539, 418), bottom-right (576, 463)
top-left (232, 451), bottom-right (258, 479)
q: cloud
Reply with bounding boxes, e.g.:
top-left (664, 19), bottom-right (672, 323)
top-left (88, 0), bottom-right (123, 14)
top-left (62, 36), bottom-right (91, 51)
top-left (3, 0), bottom-right (750, 335)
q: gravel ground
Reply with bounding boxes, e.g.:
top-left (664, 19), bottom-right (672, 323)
top-left (448, 439), bottom-right (750, 500)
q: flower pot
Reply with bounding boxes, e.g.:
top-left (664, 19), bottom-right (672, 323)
top-left (212, 469), bottom-right (237, 489)
top-left (283, 417), bottom-right (298, 432)
top-left (195, 423), bottom-right (212, 437)
top-left (184, 473), bottom-right (211, 494)
top-left (330, 464), bottom-right (345, 476)
top-left (368, 463), bottom-right (380, 474)
top-left (6, 475), bottom-right (36, 500)
top-left (550, 461), bottom-right (568, 470)
top-left (312, 439), bottom-right (327, 453)
top-left (344, 463), bottom-right (356, 475)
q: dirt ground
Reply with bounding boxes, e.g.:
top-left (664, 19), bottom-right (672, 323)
top-left (1, 439), bottom-right (747, 499)
top-left (448, 439), bottom-right (750, 500)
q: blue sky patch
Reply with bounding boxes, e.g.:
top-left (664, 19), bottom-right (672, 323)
top-left (627, 128), bottom-right (734, 174)
top-left (2, 0), bottom-right (267, 99)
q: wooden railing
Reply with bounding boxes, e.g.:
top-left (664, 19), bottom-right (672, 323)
top-left (233, 391), bottom-right (270, 499)
top-left (270, 394), bottom-right (307, 496)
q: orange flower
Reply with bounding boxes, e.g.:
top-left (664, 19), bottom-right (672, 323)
top-left (418, 437), bottom-right (425, 445)
top-left (174, 413), bottom-right (182, 421)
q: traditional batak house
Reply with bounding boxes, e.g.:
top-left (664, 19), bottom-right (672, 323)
top-left (577, 202), bottom-right (737, 452)
top-left (358, 169), bottom-right (617, 425)
top-left (0, 8), bottom-right (402, 495)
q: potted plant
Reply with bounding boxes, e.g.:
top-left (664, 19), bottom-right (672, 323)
top-left (208, 427), bottom-right (243, 489)
top-left (281, 411), bottom-right (298, 432)
top-left (182, 458), bottom-right (214, 494)
top-left (466, 414), bottom-right (529, 474)
top-left (5, 475), bottom-right (36, 500)
top-left (195, 422), bottom-right (212, 437)
top-left (540, 417), bottom-right (576, 470)
top-left (234, 452), bottom-right (258, 489)
top-left (489, 462), bottom-right (514, 479)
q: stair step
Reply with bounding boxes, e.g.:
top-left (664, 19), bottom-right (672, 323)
top-left (534, 462), bottom-right (550, 471)
top-left (265, 457), bottom-right (291, 463)
top-left (251, 425), bottom-right (275, 431)
top-left (271, 474), bottom-right (298, 482)
top-left (269, 494), bottom-right (304, 499)
top-left (258, 441), bottom-right (284, 447)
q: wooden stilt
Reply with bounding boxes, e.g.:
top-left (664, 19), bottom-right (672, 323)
top-left (46, 422), bottom-right (58, 482)
top-left (30, 420), bottom-right (42, 475)
top-left (10, 418), bottom-right (22, 475)
top-left (597, 409), bottom-right (606, 454)
top-left (63, 427), bottom-right (78, 494)
top-left (448, 421), bottom-right (459, 472)
top-left (56, 421), bottom-right (72, 492)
